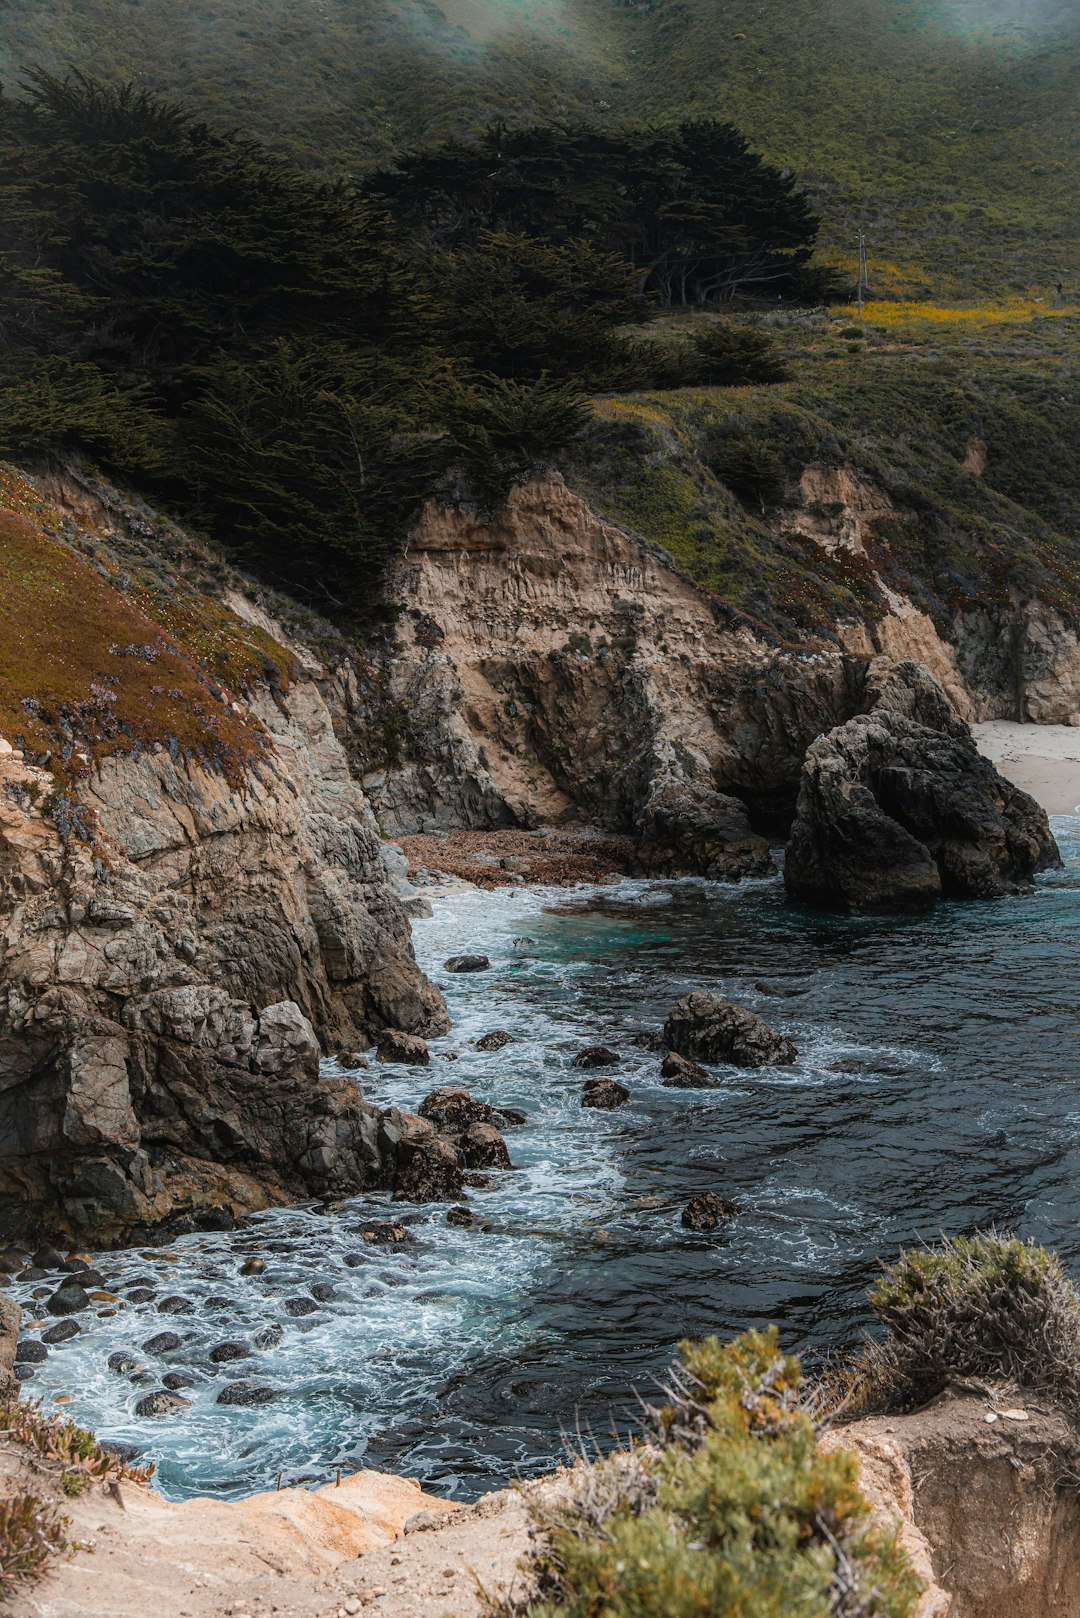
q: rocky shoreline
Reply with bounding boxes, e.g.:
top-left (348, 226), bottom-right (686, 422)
top-left (2, 457), bottom-right (1079, 1614)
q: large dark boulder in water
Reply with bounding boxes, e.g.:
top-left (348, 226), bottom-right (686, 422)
top-left (784, 710), bottom-right (1060, 913)
top-left (665, 992), bottom-right (797, 1070)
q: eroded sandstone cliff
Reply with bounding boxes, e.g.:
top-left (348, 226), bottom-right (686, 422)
top-left (356, 471), bottom-right (1076, 854)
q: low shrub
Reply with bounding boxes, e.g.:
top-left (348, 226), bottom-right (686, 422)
top-left (687, 323), bottom-right (790, 385)
top-left (0, 1396), bottom-right (155, 1487)
top-left (833, 1232), bottom-right (1080, 1416)
top-left (701, 430), bottom-right (787, 507)
top-left (499, 1327), bottom-right (922, 1618)
top-left (636, 323), bottom-right (789, 390)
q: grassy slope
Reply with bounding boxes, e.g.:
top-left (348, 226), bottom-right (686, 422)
top-left (567, 302), bottom-right (1080, 642)
top-left (2, 0), bottom-right (1078, 293)
top-left (0, 466), bottom-right (293, 804)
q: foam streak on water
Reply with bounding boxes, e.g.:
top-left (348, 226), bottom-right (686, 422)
top-left (11, 819), bottom-right (1080, 1500)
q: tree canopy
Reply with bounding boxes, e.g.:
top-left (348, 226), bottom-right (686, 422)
top-left (366, 118), bottom-right (823, 307)
top-left (0, 72), bottom-right (817, 608)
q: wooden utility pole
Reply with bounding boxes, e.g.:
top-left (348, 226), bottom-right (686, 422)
top-left (856, 231), bottom-right (869, 316)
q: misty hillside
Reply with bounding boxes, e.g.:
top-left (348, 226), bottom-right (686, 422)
top-left (2, 0), bottom-right (1079, 294)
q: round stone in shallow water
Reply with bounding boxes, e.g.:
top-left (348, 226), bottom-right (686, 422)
top-left (15, 1341), bottom-right (47, 1363)
top-left (217, 1381), bottom-right (276, 1406)
top-left (42, 1320), bottom-right (80, 1345)
top-left (157, 1295), bottom-right (196, 1314)
top-left (45, 1283), bottom-right (89, 1316)
top-left (135, 1390), bottom-right (190, 1419)
top-left (142, 1331), bottom-right (181, 1354)
top-left (282, 1296), bottom-right (317, 1317)
top-left (209, 1341), bottom-right (251, 1363)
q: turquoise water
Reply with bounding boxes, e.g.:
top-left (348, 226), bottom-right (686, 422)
top-left (10, 815), bottom-right (1080, 1500)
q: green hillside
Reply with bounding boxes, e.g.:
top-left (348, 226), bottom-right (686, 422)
top-left (2, 0), bottom-right (1079, 294)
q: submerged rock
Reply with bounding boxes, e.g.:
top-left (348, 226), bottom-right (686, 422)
top-left (217, 1380), bottom-right (277, 1406)
top-left (784, 706), bottom-right (1060, 912)
top-left (135, 1389), bottom-right (191, 1418)
top-left (143, 1331), bottom-right (181, 1355)
top-left (209, 1341), bottom-right (251, 1363)
top-left (283, 1296), bottom-right (318, 1318)
top-left (664, 992), bottom-right (797, 1069)
top-left (352, 1221), bottom-right (413, 1246)
top-left (444, 955), bottom-right (490, 974)
top-left (45, 1282), bottom-right (90, 1317)
top-left (682, 1193), bottom-right (739, 1231)
top-left (447, 1205), bottom-right (491, 1231)
top-left (476, 1030), bottom-right (513, 1051)
top-left (572, 1046), bottom-right (620, 1070)
top-left (42, 1319), bottom-right (80, 1345)
top-left (660, 1051), bottom-right (714, 1088)
top-left (376, 1029), bottom-right (430, 1065)
top-left (581, 1078), bottom-right (631, 1110)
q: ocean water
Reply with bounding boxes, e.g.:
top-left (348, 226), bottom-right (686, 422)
top-left (10, 816), bottom-right (1080, 1502)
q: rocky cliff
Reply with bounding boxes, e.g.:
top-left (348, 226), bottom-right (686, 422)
top-left (0, 453), bottom-right (1068, 1240)
top-left (356, 471), bottom-right (1075, 854)
top-left (0, 468), bottom-right (446, 1244)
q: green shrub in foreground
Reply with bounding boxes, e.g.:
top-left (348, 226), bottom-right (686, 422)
top-left (846, 1232), bottom-right (1080, 1415)
top-left (507, 1327), bottom-right (922, 1618)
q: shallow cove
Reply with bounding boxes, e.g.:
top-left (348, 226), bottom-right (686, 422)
top-left (10, 817), bottom-right (1080, 1502)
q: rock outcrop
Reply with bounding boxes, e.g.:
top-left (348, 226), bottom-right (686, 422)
top-left (0, 476), bottom-right (446, 1244)
top-left (353, 472), bottom-right (1079, 862)
top-left (785, 706), bottom-right (1060, 912)
top-left (824, 1386), bottom-right (1080, 1618)
top-left (358, 473), bottom-right (854, 864)
top-left (664, 992), bottom-right (797, 1069)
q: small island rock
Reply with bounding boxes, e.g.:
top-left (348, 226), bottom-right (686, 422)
top-left (664, 992), bottom-right (796, 1069)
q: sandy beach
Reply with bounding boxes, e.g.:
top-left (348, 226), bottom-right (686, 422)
top-left (973, 722), bottom-right (1080, 816)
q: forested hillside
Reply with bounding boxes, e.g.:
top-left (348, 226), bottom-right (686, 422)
top-left (2, 0), bottom-right (1079, 293)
